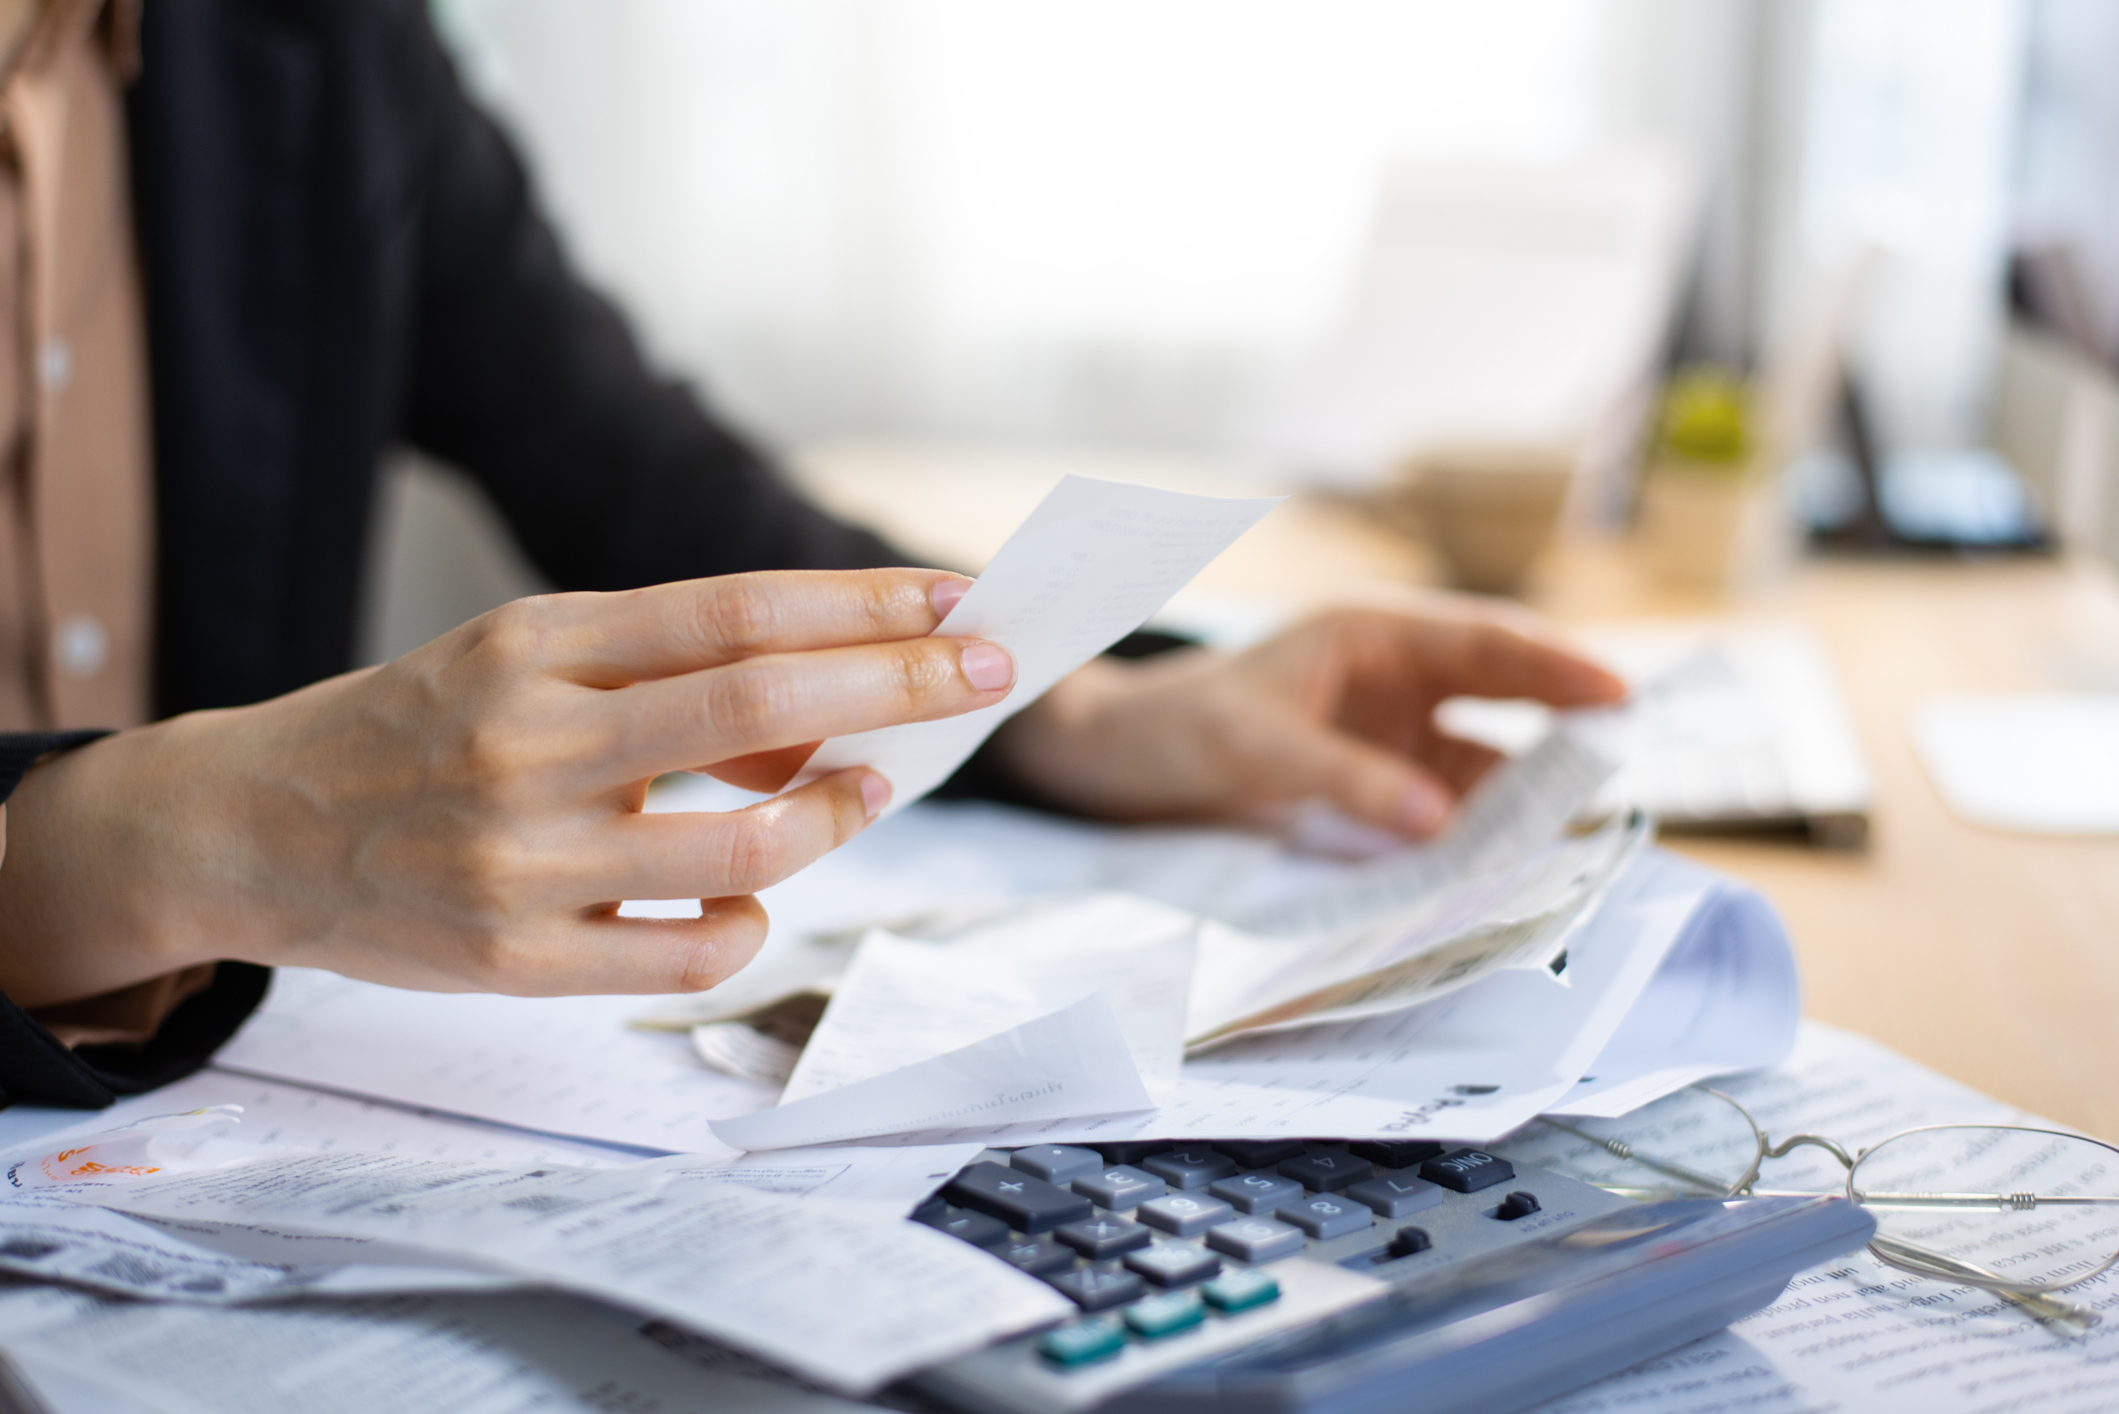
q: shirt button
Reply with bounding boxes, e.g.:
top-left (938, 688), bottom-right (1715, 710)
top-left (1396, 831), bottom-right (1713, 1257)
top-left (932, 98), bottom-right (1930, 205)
top-left (54, 613), bottom-right (107, 678)
top-left (37, 338), bottom-right (71, 394)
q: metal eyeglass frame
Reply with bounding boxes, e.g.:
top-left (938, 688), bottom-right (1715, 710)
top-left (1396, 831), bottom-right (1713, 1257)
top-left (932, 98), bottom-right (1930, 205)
top-left (1540, 1086), bottom-right (2119, 1333)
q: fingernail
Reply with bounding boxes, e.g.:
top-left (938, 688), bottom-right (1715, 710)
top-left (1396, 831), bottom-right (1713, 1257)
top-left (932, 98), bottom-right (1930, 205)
top-left (1394, 781), bottom-right (1449, 836)
top-left (860, 771), bottom-right (891, 821)
top-left (960, 641), bottom-right (1015, 692)
top-left (930, 577), bottom-right (973, 620)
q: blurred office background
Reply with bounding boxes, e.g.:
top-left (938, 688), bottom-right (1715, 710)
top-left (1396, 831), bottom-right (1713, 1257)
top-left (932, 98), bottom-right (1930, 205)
top-left (363, 0), bottom-right (2119, 658)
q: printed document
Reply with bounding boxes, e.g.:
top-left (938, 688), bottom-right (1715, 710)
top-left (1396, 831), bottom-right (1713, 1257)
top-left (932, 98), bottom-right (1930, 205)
top-left (796, 474), bottom-right (1280, 813)
top-left (0, 1286), bottom-right (868, 1414)
top-left (73, 1148), bottom-right (1070, 1396)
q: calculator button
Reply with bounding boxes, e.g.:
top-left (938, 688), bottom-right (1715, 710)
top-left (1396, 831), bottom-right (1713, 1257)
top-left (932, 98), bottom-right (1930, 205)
top-left (1277, 1149), bottom-right (1374, 1192)
top-left (1072, 1164), bottom-right (1167, 1210)
top-left (1204, 1216), bottom-right (1305, 1263)
top-left (1348, 1140), bottom-right (1446, 1169)
top-left (1124, 1289), bottom-right (1206, 1340)
top-left (1141, 1147), bottom-right (1239, 1190)
top-left (1347, 1172), bottom-right (1444, 1219)
top-left (1000, 1238), bottom-right (1079, 1275)
top-left (1492, 1190), bottom-right (1542, 1221)
top-left (1208, 1170), bottom-right (1304, 1214)
top-left (1274, 1193), bottom-right (1372, 1240)
top-left (1387, 1225), bottom-right (1433, 1258)
top-left (1418, 1148), bottom-right (1516, 1193)
top-left (1139, 1192), bottom-right (1235, 1236)
top-left (1039, 1316), bottom-right (1126, 1366)
top-left (1211, 1139), bottom-right (1308, 1169)
top-left (1047, 1267), bottom-right (1146, 1311)
top-left (919, 1205), bottom-right (1009, 1249)
top-left (1123, 1241), bottom-right (1223, 1288)
top-left (1088, 1142), bottom-right (1173, 1166)
top-left (1010, 1145), bottom-right (1105, 1185)
top-left (946, 1161), bottom-right (1093, 1234)
top-left (1202, 1267), bottom-right (1281, 1313)
top-left (1055, 1217), bottom-right (1154, 1259)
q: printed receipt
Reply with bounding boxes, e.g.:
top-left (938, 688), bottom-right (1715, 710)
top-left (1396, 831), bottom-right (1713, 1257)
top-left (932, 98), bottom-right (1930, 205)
top-left (710, 991), bottom-right (1155, 1151)
top-left (79, 1150), bottom-right (1070, 1396)
top-left (795, 475), bottom-right (1281, 814)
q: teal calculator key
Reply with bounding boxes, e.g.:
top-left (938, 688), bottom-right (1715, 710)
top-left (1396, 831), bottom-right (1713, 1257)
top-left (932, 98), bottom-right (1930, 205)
top-left (1123, 1290), bottom-right (1206, 1340)
top-left (1202, 1267), bottom-right (1281, 1313)
top-left (1038, 1317), bottom-right (1127, 1367)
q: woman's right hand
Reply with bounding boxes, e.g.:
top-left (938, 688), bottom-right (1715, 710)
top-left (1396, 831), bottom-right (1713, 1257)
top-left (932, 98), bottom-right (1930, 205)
top-left (0, 568), bottom-right (1012, 1006)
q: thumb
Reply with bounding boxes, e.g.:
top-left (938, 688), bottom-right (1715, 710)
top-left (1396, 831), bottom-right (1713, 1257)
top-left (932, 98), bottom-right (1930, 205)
top-left (1264, 723), bottom-right (1455, 840)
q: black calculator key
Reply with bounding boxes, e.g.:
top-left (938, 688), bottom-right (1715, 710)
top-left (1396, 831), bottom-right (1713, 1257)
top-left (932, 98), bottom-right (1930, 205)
top-left (1419, 1148), bottom-right (1516, 1193)
top-left (1347, 1172), bottom-right (1443, 1219)
top-left (1492, 1190), bottom-right (1542, 1221)
top-left (1348, 1140), bottom-right (1447, 1169)
top-left (1088, 1142), bottom-right (1173, 1166)
top-left (1010, 1144), bottom-right (1104, 1185)
top-left (1071, 1164), bottom-right (1166, 1210)
top-left (1123, 1242), bottom-right (1222, 1288)
top-left (1277, 1149), bottom-right (1373, 1192)
top-left (1047, 1266), bottom-right (1146, 1311)
top-left (1141, 1147), bottom-right (1239, 1190)
top-left (919, 1205), bottom-right (1009, 1249)
top-left (1211, 1140), bottom-right (1306, 1169)
top-left (945, 1161), bottom-right (1093, 1234)
top-left (1055, 1216), bottom-right (1154, 1259)
top-left (999, 1238), bottom-right (1079, 1275)
top-left (1387, 1225), bottom-right (1433, 1258)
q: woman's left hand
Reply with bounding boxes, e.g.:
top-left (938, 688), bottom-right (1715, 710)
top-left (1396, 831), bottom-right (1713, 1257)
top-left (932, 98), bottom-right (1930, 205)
top-left (988, 598), bottom-right (1627, 839)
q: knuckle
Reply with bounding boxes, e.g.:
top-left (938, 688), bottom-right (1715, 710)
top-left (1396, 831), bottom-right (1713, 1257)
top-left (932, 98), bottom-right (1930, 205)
top-left (890, 641), bottom-right (955, 711)
top-left (673, 903), bottom-right (768, 991)
top-left (703, 662), bottom-right (795, 740)
top-left (694, 580), bottom-right (781, 660)
top-left (717, 815), bottom-right (794, 895)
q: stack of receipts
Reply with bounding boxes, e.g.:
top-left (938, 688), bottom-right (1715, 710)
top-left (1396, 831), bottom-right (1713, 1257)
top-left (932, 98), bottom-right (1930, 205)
top-left (693, 717), bottom-right (1799, 1154)
top-left (211, 470), bottom-right (1802, 1164)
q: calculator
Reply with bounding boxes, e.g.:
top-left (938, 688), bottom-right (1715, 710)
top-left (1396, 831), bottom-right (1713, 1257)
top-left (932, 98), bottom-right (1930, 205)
top-left (899, 1139), bottom-right (1874, 1414)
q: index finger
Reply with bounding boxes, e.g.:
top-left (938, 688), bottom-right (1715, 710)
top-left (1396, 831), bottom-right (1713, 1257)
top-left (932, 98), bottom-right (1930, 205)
top-left (1367, 605), bottom-right (1626, 707)
top-left (537, 568), bottom-right (973, 686)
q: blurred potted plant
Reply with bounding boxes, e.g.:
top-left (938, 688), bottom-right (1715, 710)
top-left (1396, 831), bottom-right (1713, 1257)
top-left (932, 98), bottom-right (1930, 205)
top-left (1635, 368), bottom-right (1790, 590)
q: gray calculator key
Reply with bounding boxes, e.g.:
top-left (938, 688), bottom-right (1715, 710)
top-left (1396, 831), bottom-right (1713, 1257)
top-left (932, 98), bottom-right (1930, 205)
top-left (1347, 1172), bottom-right (1444, 1218)
top-left (1071, 1164), bottom-right (1166, 1209)
top-left (1055, 1216), bottom-right (1154, 1259)
top-left (1046, 1266), bottom-right (1146, 1311)
top-left (1139, 1192), bottom-right (1235, 1236)
top-left (1209, 1170), bottom-right (1304, 1214)
top-left (1275, 1192), bottom-right (1372, 1240)
top-left (1277, 1149), bottom-right (1374, 1192)
top-left (999, 1238), bottom-right (1079, 1275)
top-left (1140, 1147), bottom-right (1239, 1190)
top-left (1122, 1241), bottom-right (1223, 1288)
top-left (1010, 1145), bottom-right (1104, 1185)
top-left (1205, 1216), bottom-right (1306, 1263)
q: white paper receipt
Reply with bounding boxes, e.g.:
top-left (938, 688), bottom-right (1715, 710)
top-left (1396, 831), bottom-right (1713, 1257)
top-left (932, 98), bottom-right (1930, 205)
top-left (794, 475), bottom-right (1282, 813)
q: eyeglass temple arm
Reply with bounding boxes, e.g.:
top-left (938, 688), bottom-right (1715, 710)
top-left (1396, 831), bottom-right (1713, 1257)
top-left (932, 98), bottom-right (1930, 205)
top-left (1538, 1117), bottom-right (1741, 1195)
top-left (1868, 1233), bottom-right (2102, 1332)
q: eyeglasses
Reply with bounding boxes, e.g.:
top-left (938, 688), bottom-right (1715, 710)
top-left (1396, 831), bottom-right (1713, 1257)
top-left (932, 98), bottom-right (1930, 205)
top-left (1531, 1087), bottom-right (2119, 1334)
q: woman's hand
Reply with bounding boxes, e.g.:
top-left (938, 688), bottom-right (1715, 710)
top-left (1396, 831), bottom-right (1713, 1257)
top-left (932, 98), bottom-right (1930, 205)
top-left (0, 569), bottom-right (1011, 1006)
top-left (987, 596), bottom-right (1625, 838)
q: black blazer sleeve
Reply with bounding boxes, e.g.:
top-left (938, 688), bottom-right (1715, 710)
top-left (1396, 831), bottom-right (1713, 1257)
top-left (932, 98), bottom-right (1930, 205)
top-left (398, 23), bottom-right (899, 590)
top-left (0, 732), bottom-right (270, 1108)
